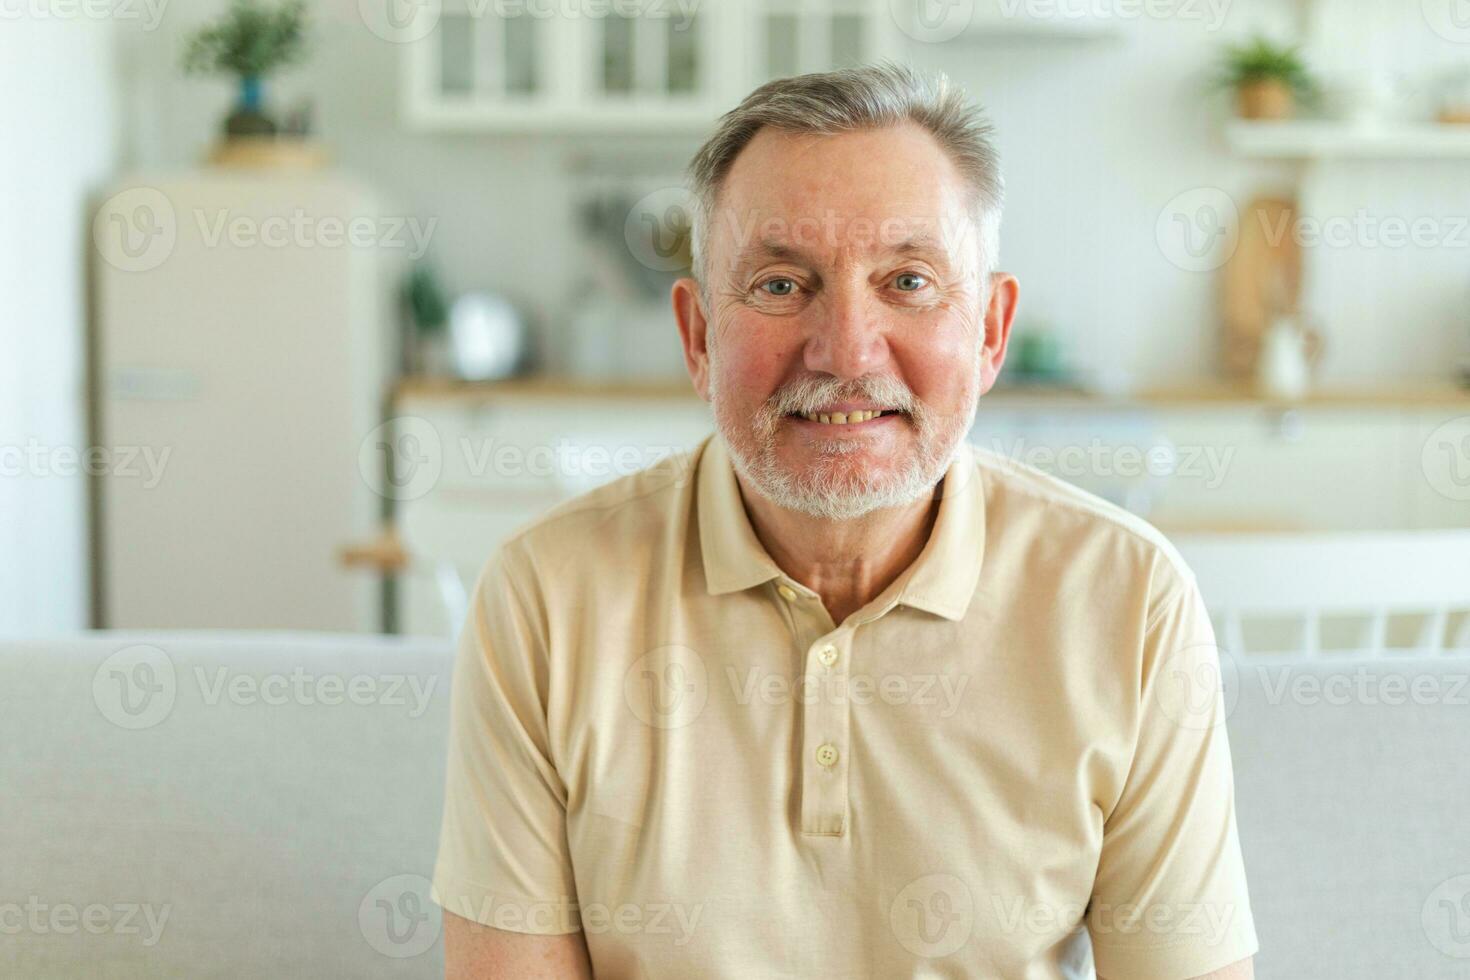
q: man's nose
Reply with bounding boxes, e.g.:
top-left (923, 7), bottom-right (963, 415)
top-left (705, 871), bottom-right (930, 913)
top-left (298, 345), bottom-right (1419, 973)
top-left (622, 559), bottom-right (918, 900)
top-left (802, 288), bottom-right (890, 381)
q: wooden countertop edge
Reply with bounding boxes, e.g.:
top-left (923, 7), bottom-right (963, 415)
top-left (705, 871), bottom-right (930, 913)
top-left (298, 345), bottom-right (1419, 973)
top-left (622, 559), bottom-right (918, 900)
top-left (391, 376), bottom-right (1470, 410)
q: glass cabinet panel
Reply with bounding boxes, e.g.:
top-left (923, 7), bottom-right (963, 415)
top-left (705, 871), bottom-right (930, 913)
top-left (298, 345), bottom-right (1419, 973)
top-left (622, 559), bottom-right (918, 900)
top-left (602, 14), bottom-right (637, 94)
top-left (831, 13), bottom-right (865, 68)
top-left (666, 13), bottom-right (701, 94)
top-left (503, 14), bottom-right (539, 95)
top-left (439, 14), bottom-right (475, 95)
top-left (765, 12), bottom-right (800, 78)
top-left (410, 0), bottom-right (886, 127)
top-left (760, 2), bottom-right (876, 81)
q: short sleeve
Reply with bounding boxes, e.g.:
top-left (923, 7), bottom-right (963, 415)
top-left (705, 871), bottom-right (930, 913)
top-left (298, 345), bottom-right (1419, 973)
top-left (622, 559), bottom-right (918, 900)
top-left (430, 546), bottom-right (582, 935)
top-left (1088, 566), bottom-right (1259, 979)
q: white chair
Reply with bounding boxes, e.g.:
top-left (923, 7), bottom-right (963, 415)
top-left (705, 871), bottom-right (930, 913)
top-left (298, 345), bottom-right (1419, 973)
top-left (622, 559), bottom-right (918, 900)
top-left (1173, 530), bottom-right (1470, 659)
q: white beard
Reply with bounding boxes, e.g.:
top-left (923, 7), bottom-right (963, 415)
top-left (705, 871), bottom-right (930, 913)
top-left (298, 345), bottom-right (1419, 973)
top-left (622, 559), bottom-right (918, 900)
top-left (708, 362), bottom-right (978, 521)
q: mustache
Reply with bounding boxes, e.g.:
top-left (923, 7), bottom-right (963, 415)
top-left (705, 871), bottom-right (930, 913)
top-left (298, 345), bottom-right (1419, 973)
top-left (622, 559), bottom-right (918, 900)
top-left (766, 375), bottom-right (920, 417)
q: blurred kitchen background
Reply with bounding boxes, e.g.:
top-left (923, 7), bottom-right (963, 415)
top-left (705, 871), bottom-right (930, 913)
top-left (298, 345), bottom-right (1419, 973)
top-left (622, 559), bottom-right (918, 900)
top-left (4, 0), bottom-right (1470, 638)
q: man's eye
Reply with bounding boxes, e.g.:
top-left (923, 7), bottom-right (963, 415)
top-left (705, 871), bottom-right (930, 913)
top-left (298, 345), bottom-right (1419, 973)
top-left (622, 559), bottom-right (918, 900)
top-left (894, 272), bottom-right (929, 292)
top-left (760, 278), bottom-right (798, 297)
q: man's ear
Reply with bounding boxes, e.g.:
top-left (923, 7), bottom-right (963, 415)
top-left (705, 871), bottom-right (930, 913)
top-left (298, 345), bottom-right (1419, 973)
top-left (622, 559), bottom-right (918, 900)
top-left (672, 277), bottom-right (712, 401)
top-left (979, 272), bottom-right (1019, 394)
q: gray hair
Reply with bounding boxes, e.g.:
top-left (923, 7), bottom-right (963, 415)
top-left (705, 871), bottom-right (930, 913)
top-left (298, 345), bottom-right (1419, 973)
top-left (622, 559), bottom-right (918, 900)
top-left (685, 61), bottom-right (1005, 295)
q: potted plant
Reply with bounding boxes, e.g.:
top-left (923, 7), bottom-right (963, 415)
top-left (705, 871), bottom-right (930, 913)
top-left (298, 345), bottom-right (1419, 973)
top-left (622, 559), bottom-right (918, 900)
top-left (182, 0), bottom-right (309, 138)
top-left (1215, 35), bottom-right (1316, 121)
top-left (403, 264), bottom-right (453, 377)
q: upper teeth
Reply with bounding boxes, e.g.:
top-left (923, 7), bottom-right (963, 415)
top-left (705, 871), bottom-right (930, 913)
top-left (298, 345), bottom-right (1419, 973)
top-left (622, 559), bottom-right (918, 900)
top-left (801, 410), bottom-right (882, 424)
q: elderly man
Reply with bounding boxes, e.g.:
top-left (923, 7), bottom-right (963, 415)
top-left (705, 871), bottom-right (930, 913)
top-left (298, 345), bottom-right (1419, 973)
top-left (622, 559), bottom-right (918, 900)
top-left (432, 64), bottom-right (1257, 979)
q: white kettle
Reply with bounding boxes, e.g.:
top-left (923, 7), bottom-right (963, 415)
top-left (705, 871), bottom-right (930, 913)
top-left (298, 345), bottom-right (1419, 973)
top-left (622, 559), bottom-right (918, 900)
top-left (1257, 316), bottom-right (1311, 400)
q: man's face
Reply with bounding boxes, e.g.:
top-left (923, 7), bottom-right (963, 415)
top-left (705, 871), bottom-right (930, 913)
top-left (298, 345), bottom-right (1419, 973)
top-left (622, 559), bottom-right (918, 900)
top-left (676, 122), bottom-right (1015, 519)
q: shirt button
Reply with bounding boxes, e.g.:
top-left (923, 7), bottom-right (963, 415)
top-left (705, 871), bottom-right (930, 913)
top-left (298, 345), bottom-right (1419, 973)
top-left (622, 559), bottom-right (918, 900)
top-left (815, 743), bottom-right (839, 768)
top-left (817, 644), bottom-right (838, 667)
top-left (777, 584), bottom-right (798, 602)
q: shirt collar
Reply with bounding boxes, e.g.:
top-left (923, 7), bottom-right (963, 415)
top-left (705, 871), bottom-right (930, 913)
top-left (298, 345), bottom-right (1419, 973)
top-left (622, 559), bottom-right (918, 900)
top-left (696, 435), bottom-right (987, 622)
top-left (697, 436), bottom-right (787, 595)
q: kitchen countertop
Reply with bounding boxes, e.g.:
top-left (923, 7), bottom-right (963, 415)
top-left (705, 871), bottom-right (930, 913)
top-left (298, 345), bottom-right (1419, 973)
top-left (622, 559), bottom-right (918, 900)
top-left (393, 375), bottom-right (1470, 410)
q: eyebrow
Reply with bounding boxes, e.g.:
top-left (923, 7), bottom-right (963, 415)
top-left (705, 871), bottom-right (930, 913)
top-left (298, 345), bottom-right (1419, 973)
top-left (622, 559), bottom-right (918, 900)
top-left (729, 231), bottom-right (950, 273)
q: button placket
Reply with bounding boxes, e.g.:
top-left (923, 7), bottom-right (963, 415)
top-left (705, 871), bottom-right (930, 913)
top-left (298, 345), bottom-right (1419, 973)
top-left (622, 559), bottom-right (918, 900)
top-left (800, 629), bottom-right (850, 837)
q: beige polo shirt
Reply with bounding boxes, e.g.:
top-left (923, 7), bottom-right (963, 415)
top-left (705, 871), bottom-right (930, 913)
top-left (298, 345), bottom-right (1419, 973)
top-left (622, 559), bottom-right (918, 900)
top-left (431, 434), bottom-right (1258, 979)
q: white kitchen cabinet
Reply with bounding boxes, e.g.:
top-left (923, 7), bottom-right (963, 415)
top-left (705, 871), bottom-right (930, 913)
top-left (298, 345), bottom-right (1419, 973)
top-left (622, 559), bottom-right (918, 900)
top-left (1409, 410), bottom-right (1470, 529)
top-left (402, 0), bottom-right (898, 132)
top-left (391, 390), bottom-right (712, 634)
top-left (1144, 408), bottom-right (1411, 532)
top-left (388, 384), bottom-right (1470, 635)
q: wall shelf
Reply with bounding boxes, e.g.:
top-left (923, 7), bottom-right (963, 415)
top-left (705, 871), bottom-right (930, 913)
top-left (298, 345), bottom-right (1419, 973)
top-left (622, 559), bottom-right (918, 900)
top-left (1226, 119), bottom-right (1470, 160)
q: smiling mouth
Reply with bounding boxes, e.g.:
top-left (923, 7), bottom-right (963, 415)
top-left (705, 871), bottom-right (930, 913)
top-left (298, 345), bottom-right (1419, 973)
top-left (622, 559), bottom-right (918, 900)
top-left (789, 410), bottom-right (902, 426)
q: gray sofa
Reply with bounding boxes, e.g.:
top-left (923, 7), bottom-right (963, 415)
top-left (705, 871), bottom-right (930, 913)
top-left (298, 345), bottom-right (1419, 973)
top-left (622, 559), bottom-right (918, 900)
top-left (3, 631), bottom-right (1468, 977)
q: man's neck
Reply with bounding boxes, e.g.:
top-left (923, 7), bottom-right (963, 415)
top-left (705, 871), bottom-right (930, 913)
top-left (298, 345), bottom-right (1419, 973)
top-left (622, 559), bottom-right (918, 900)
top-left (736, 476), bottom-right (941, 626)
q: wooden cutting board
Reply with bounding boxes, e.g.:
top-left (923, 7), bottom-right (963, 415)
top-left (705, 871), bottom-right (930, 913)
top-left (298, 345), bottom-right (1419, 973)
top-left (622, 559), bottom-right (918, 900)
top-left (1220, 195), bottom-right (1303, 378)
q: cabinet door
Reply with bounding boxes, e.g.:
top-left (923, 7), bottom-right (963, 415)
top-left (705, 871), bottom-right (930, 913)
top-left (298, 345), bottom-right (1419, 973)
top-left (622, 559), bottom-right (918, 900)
top-left (393, 397), bottom-right (713, 635)
top-left (413, 3), bottom-right (558, 115)
top-left (1148, 408), bottom-right (1408, 532)
top-left (757, 0), bottom-right (893, 82)
top-left (1409, 410), bottom-right (1470, 529)
top-left (406, 0), bottom-right (899, 129)
top-left (434, 6), bottom-right (547, 99)
top-left (587, 4), bottom-right (711, 102)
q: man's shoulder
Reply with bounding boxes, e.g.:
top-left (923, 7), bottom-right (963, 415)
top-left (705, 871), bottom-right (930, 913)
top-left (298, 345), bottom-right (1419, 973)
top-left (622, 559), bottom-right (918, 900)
top-left (968, 442), bottom-right (1194, 589)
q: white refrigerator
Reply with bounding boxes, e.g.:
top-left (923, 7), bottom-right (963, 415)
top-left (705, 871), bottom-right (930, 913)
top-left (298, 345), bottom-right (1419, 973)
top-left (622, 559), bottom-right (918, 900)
top-left (92, 170), bottom-right (404, 632)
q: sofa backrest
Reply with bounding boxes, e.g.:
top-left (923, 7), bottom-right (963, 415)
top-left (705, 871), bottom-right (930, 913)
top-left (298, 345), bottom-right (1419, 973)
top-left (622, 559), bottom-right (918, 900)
top-left (1, 631), bottom-right (455, 979)
top-left (1223, 653), bottom-right (1470, 977)
top-left (3, 633), bottom-right (1468, 977)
